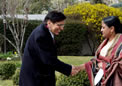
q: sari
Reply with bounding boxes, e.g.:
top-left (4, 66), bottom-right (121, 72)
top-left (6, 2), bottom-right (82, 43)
top-left (85, 34), bottom-right (122, 86)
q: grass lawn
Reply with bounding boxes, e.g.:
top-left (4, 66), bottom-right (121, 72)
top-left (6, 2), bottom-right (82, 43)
top-left (0, 56), bottom-right (92, 86)
top-left (0, 80), bottom-right (13, 86)
top-left (58, 56), bottom-right (92, 65)
top-left (56, 56), bottom-right (92, 77)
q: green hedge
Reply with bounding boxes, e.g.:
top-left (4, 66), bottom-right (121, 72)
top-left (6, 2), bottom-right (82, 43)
top-left (12, 68), bottom-right (20, 85)
top-left (0, 62), bottom-right (16, 79)
top-left (57, 71), bottom-right (90, 86)
top-left (56, 21), bottom-right (87, 55)
top-left (11, 69), bottom-right (90, 86)
top-left (0, 51), bottom-right (14, 60)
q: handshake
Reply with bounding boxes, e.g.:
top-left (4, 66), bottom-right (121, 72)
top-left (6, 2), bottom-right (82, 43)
top-left (71, 64), bottom-right (85, 76)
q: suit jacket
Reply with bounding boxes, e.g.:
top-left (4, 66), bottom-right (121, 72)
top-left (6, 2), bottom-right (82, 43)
top-left (19, 23), bottom-right (72, 86)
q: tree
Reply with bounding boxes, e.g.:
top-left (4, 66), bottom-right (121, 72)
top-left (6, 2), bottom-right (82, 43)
top-left (50, 0), bottom-right (76, 12)
top-left (90, 0), bottom-right (104, 4)
top-left (0, 0), bottom-right (30, 58)
top-left (29, 0), bottom-right (51, 14)
top-left (0, 34), bottom-right (3, 52)
top-left (119, 0), bottom-right (122, 2)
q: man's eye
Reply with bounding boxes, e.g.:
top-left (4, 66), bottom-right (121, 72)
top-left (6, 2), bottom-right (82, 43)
top-left (57, 24), bottom-right (64, 27)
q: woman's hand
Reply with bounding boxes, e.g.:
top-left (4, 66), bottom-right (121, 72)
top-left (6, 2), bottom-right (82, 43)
top-left (79, 64), bottom-right (85, 71)
top-left (98, 62), bottom-right (103, 68)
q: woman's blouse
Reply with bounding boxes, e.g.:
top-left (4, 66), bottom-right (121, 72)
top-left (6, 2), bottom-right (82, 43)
top-left (100, 38), bottom-right (115, 57)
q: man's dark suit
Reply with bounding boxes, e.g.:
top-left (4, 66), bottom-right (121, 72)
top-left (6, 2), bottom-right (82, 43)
top-left (19, 23), bottom-right (72, 86)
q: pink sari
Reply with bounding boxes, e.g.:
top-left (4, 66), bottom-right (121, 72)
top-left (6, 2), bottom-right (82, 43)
top-left (85, 34), bottom-right (122, 86)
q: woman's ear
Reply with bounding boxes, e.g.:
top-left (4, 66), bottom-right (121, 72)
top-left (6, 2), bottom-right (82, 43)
top-left (110, 26), bottom-right (115, 33)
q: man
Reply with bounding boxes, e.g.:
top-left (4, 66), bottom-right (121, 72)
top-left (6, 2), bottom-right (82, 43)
top-left (19, 11), bottom-right (80, 86)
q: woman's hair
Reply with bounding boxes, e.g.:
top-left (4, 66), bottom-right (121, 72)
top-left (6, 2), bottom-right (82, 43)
top-left (102, 16), bottom-right (122, 33)
top-left (44, 11), bottom-right (66, 24)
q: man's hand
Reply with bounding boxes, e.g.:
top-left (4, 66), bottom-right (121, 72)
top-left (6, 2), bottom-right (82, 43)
top-left (71, 65), bottom-right (81, 76)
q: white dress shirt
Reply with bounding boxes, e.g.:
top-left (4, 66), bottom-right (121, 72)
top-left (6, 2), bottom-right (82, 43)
top-left (48, 29), bottom-right (54, 39)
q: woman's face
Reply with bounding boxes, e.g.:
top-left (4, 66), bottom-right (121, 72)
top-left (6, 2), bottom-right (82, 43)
top-left (101, 21), bottom-right (113, 38)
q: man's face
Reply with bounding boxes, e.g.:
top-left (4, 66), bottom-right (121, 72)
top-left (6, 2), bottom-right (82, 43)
top-left (47, 20), bottom-right (65, 35)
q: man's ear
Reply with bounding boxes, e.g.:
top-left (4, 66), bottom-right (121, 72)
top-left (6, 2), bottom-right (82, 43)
top-left (47, 20), bottom-right (51, 25)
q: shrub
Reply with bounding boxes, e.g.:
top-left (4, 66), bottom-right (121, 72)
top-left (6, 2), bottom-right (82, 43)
top-left (119, 7), bottom-right (122, 11)
top-left (14, 61), bottom-right (21, 68)
top-left (0, 51), bottom-right (14, 60)
top-left (55, 21), bottom-right (87, 55)
top-left (0, 62), bottom-right (16, 79)
top-left (56, 71), bottom-right (90, 86)
top-left (64, 3), bottom-right (122, 24)
top-left (64, 3), bottom-right (122, 42)
top-left (12, 69), bottom-right (90, 86)
top-left (12, 68), bottom-right (20, 85)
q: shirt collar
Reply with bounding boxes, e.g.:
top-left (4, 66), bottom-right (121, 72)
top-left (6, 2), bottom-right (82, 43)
top-left (49, 29), bottom-right (54, 39)
top-left (45, 24), bottom-right (54, 39)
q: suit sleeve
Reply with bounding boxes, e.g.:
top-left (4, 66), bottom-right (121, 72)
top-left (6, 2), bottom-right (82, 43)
top-left (33, 32), bottom-right (72, 76)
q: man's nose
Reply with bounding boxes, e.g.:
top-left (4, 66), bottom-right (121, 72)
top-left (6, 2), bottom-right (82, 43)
top-left (60, 27), bottom-right (64, 30)
top-left (61, 27), bottom-right (64, 30)
top-left (101, 28), bottom-right (103, 32)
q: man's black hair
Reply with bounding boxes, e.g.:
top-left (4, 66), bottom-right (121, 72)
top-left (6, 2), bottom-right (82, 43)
top-left (44, 11), bottom-right (66, 24)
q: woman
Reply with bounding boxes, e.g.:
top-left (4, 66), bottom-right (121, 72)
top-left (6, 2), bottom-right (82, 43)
top-left (80, 16), bottom-right (122, 86)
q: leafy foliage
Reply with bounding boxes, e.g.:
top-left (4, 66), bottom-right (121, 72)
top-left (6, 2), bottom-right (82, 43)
top-left (56, 21), bottom-right (87, 55)
top-left (29, 0), bottom-right (51, 14)
top-left (0, 62), bottom-right (16, 79)
top-left (64, 3), bottom-right (122, 43)
top-left (57, 71), bottom-right (90, 86)
top-left (64, 3), bottom-right (122, 26)
top-left (0, 52), bottom-right (14, 60)
top-left (90, 0), bottom-right (104, 4)
top-left (12, 68), bottom-right (20, 85)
